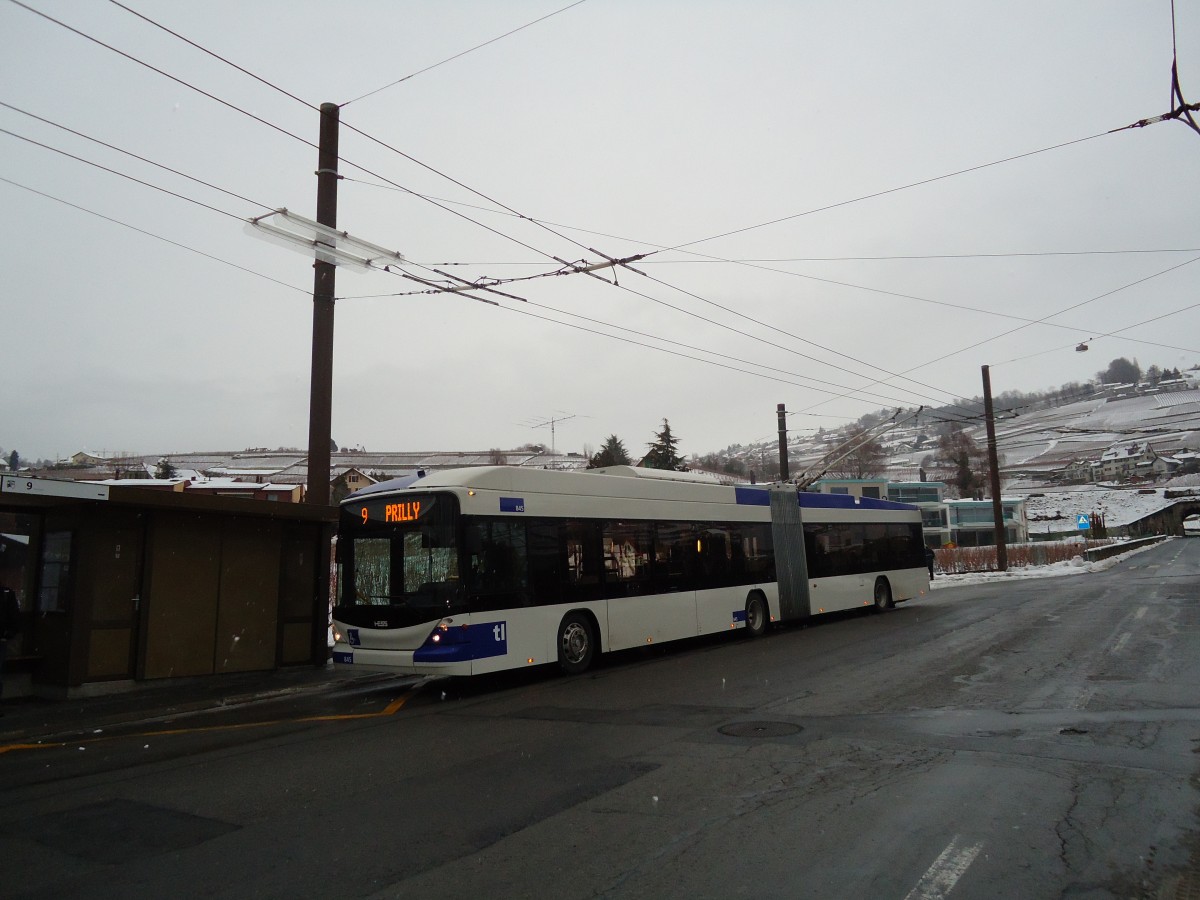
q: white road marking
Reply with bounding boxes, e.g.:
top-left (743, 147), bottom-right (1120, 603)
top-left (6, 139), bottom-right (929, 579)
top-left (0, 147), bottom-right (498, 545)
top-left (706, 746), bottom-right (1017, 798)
top-left (1134, 607), bottom-right (1147, 619)
top-left (1112, 632), bottom-right (1131, 653)
top-left (904, 836), bottom-right (984, 900)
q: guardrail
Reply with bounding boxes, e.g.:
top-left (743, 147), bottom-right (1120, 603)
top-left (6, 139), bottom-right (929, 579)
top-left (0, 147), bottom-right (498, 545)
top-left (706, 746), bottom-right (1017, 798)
top-left (1084, 535), bottom-right (1169, 562)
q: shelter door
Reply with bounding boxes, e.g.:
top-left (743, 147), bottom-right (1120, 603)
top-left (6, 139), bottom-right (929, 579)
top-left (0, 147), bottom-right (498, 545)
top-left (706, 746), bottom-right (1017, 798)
top-left (81, 513), bottom-right (144, 681)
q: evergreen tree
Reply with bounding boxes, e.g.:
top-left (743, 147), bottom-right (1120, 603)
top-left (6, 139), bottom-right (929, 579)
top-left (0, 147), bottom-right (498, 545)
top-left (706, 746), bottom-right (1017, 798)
top-left (1098, 357), bottom-right (1141, 384)
top-left (643, 419), bottom-right (687, 471)
top-left (587, 434), bottom-right (631, 468)
top-left (155, 457), bottom-right (177, 479)
top-left (330, 472), bottom-right (353, 505)
top-left (7, 450), bottom-right (19, 471)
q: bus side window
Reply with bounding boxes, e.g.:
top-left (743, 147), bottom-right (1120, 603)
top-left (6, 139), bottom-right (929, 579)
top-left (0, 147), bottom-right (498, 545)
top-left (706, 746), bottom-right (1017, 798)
top-left (565, 519), bottom-right (603, 602)
top-left (652, 522), bottom-right (696, 592)
top-left (465, 519), bottom-right (530, 610)
top-left (528, 520), bottom-right (565, 606)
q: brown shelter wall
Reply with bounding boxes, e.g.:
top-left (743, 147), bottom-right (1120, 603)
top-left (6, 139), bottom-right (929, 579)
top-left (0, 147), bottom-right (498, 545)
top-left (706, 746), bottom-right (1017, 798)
top-left (279, 528), bottom-right (321, 666)
top-left (214, 519), bottom-right (280, 673)
top-left (143, 513), bottom-right (222, 679)
top-left (2, 483), bottom-right (335, 693)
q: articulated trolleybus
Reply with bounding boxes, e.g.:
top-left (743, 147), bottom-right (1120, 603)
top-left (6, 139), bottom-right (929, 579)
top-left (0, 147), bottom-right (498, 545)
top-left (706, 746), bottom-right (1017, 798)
top-left (332, 465), bottom-right (928, 677)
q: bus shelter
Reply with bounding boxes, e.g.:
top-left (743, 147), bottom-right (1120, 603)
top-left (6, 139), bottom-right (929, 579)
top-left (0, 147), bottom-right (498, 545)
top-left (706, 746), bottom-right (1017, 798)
top-left (0, 476), bottom-right (335, 698)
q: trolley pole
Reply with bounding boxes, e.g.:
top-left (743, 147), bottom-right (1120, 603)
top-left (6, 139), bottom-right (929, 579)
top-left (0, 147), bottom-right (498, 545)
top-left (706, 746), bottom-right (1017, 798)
top-left (306, 102), bottom-right (340, 507)
top-left (777, 403), bottom-right (789, 481)
top-left (982, 365), bottom-right (1008, 571)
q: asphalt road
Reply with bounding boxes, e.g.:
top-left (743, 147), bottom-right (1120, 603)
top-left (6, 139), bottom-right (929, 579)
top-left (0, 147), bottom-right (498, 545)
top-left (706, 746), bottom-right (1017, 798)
top-left (1, 539), bottom-right (1198, 899)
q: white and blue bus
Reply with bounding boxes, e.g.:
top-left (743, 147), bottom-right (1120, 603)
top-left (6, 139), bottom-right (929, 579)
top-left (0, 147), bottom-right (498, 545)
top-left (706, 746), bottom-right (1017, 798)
top-left (332, 466), bottom-right (928, 676)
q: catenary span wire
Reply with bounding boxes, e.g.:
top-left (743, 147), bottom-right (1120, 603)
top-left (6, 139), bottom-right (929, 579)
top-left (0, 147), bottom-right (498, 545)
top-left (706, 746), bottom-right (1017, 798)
top-left (372, 265), bottom-right (935, 406)
top-left (77, 0), bottom-right (1200, 401)
top-left (336, 177), bottom-right (1200, 266)
top-left (105, 0), bottom-right (316, 112)
top-left (570, 271), bottom-right (950, 408)
top-left (7, 0), bottom-right (319, 153)
top-left (393, 261), bottom-right (929, 410)
top-left (340, 0), bottom-right (590, 106)
top-left (14, 1), bottom-right (627, 277)
top-left (15, 0), bottom-right (918, 407)
top-left (0, 101), bottom-right (277, 213)
top-left (346, 221), bottom-right (950, 407)
top-left (88, 3), bottom-right (1132, 407)
top-left (39, 0), bottom-right (1170, 416)
top-left (995, 300), bottom-right (1200, 366)
top-left (92, 0), bottom-right (611, 264)
top-left (96, 0), bottom-right (606, 266)
top-left (342, 252), bottom-right (652, 300)
top-left (0, 127), bottom-right (247, 221)
top-left (47, 2), bottom-right (1124, 414)
top-left (790, 254), bottom-right (1200, 421)
top-left (381, 261), bottom-right (935, 409)
top-left (388, 260), bottom-right (928, 407)
top-left (913, 255), bottom-right (1200, 372)
top-left (339, 175), bottom-right (1200, 360)
top-left (658, 254), bottom-right (1200, 358)
top-left (656, 132), bottom-right (1115, 254)
top-left (0, 176), bottom-right (310, 294)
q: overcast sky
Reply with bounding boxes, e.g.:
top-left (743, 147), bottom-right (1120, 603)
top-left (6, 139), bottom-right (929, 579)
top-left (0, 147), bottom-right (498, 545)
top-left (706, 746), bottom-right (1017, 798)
top-left (2, 1), bottom-right (1198, 463)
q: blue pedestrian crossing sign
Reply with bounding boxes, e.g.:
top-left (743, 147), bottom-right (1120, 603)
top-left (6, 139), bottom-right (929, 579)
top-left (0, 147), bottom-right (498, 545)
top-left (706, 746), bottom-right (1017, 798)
top-left (1076, 514), bottom-right (1091, 530)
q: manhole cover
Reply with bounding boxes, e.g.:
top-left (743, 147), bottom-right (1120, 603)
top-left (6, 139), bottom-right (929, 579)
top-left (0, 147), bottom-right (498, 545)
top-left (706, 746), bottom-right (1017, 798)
top-left (719, 721), bottom-right (802, 738)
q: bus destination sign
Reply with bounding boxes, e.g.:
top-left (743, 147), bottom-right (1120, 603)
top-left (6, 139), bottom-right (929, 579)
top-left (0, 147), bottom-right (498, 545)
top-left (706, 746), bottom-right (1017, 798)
top-left (359, 498), bottom-right (430, 525)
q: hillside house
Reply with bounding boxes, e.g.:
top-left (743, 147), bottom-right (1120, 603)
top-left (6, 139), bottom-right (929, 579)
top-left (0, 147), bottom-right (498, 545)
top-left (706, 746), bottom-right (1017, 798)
top-left (1098, 442), bottom-right (1158, 482)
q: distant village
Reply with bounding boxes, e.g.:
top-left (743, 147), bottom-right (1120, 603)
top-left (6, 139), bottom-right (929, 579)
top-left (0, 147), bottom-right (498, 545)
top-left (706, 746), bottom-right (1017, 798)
top-left (5, 364), bottom-right (1200, 547)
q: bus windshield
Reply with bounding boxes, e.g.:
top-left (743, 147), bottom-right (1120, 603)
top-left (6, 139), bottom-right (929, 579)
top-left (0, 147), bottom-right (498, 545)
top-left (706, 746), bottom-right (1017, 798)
top-left (340, 493), bottom-right (465, 620)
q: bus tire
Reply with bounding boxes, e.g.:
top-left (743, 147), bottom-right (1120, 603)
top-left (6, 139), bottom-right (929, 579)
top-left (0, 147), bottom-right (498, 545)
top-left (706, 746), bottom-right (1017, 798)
top-left (745, 592), bottom-right (769, 637)
top-left (873, 577), bottom-right (894, 611)
top-left (557, 612), bottom-right (596, 675)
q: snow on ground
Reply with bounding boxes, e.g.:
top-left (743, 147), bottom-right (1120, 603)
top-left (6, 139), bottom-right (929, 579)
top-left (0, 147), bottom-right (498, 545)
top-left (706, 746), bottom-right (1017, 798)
top-left (1023, 487), bottom-right (1200, 535)
top-left (928, 539), bottom-right (1169, 588)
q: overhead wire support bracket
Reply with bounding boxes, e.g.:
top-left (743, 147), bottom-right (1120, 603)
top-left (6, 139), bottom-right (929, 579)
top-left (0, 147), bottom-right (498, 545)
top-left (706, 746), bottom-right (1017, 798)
top-left (245, 208), bottom-right (405, 271)
top-left (549, 251), bottom-right (652, 287)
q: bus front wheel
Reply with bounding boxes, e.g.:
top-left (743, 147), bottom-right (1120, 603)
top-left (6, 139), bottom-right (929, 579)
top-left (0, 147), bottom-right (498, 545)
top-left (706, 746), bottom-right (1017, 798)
top-left (557, 612), bottom-right (596, 675)
top-left (745, 593), bottom-right (769, 637)
top-left (873, 577), bottom-right (894, 611)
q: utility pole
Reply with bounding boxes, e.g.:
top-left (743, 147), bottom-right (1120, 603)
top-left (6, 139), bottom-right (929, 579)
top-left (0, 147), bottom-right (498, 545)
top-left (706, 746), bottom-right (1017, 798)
top-left (777, 403), bottom-right (789, 481)
top-left (306, 102), bottom-right (339, 506)
top-left (981, 365), bottom-right (1008, 571)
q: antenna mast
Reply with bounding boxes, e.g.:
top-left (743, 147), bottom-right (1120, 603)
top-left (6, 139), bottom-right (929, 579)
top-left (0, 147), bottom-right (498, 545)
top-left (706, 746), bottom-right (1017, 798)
top-left (527, 412), bottom-right (577, 457)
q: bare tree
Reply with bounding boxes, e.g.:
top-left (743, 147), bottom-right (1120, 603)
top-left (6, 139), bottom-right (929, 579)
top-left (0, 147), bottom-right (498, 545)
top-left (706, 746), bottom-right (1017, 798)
top-left (823, 425), bottom-right (886, 478)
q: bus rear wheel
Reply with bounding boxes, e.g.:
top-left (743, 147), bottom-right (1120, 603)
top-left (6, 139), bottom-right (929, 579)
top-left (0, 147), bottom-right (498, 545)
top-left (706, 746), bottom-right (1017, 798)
top-left (557, 612), bottom-right (596, 675)
top-left (873, 577), bottom-right (894, 611)
top-left (745, 593), bottom-right (769, 637)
